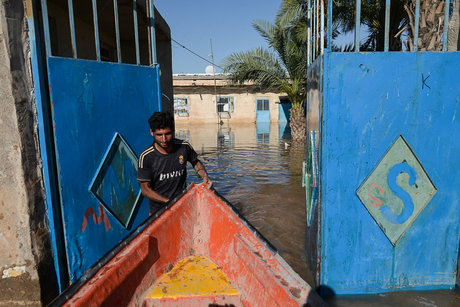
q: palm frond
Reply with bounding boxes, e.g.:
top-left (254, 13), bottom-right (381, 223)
top-left (252, 20), bottom-right (277, 47)
top-left (222, 0), bottom-right (309, 120)
top-left (222, 48), bottom-right (286, 89)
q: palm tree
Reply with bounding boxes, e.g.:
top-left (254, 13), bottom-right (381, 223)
top-left (223, 20), bottom-right (308, 141)
top-left (330, 0), bottom-right (409, 51)
top-left (276, 0), bottom-right (309, 44)
top-left (404, 0), bottom-right (450, 51)
top-left (276, 0), bottom-right (408, 51)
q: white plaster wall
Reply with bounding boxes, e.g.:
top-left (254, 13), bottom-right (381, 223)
top-left (174, 91), bottom-right (283, 124)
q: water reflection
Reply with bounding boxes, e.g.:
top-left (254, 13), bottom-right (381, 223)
top-left (175, 122), bottom-right (313, 284)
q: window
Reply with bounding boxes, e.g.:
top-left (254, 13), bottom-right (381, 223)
top-left (257, 99), bottom-right (269, 111)
top-left (174, 97), bottom-right (189, 116)
top-left (216, 97), bottom-right (234, 113)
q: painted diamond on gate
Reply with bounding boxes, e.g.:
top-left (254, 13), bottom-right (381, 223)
top-left (357, 136), bottom-right (437, 246)
top-left (89, 133), bottom-right (141, 228)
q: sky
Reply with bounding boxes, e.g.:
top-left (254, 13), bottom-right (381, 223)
top-left (154, 1), bottom-right (281, 74)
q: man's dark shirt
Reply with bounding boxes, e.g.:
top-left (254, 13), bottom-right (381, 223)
top-left (137, 139), bottom-right (198, 213)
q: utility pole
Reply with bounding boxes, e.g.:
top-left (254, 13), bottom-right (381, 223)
top-left (210, 39), bottom-right (221, 124)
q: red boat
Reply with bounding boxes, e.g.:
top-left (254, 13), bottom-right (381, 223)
top-left (51, 184), bottom-right (323, 306)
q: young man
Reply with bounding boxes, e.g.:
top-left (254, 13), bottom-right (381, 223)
top-left (137, 112), bottom-right (212, 214)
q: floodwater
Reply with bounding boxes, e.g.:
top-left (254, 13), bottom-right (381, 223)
top-left (177, 122), bottom-right (312, 284)
top-left (176, 122), bottom-right (460, 306)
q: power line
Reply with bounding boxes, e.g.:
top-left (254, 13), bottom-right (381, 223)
top-left (171, 38), bottom-right (224, 70)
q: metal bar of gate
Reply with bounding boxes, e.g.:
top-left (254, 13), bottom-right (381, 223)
top-left (355, 0), bottom-right (361, 52)
top-left (307, 0), bottom-right (312, 65)
top-left (327, 0), bottom-right (332, 52)
top-left (384, 0), bottom-right (391, 52)
top-left (320, 0), bottom-right (324, 55)
top-left (442, 0), bottom-right (450, 51)
top-left (91, 0), bottom-right (101, 61)
top-left (67, 0), bottom-right (77, 58)
top-left (312, 0), bottom-right (316, 61)
top-left (316, 0), bottom-right (319, 56)
top-left (133, 0), bottom-right (140, 65)
top-left (114, 0), bottom-right (121, 63)
top-left (414, 0), bottom-right (420, 51)
top-left (148, 0), bottom-right (157, 64)
top-left (40, 0), bottom-right (52, 57)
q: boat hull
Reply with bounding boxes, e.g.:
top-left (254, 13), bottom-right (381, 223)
top-left (52, 184), bottom-right (323, 306)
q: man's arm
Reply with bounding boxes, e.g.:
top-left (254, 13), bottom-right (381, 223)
top-left (194, 160), bottom-right (212, 187)
top-left (139, 181), bottom-right (169, 204)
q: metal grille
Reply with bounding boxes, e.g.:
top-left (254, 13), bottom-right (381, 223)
top-left (41, 0), bottom-right (158, 65)
top-left (307, 0), bottom-right (454, 65)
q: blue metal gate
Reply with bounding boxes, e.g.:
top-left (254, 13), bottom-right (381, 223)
top-left (34, 0), bottom-right (163, 288)
top-left (305, 0), bottom-right (460, 295)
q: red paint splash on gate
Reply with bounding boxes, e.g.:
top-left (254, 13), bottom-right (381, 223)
top-left (81, 205), bottom-right (111, 231)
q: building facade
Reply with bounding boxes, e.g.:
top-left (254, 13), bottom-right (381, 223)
top-left (173, 74), bottom-right (292, 125)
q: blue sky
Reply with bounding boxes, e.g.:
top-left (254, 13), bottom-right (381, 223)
top-left (154, 1), bottom-right (281, 74)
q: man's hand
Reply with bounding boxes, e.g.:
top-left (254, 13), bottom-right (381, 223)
top-left (202, 174), bottom-right (213, 188)
top-left (140, 182), bottom-right (169, 203)
top-left (194, 161), bottom-right (212, 188)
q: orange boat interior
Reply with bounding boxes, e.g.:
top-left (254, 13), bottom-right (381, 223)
top-left (64, 184), bottom-right (319, 306)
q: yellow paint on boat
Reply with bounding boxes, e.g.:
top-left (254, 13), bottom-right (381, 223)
top-left (146, 255), bottom-right (239, 299)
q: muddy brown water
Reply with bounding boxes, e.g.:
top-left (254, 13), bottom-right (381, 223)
top-left (177, 122), bottom-right (459, 306)
top-left (177, 122), bottom-right (310, 277)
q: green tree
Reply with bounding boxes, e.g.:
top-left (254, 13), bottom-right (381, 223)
top-left (223, 20), bottom-right (308, 141)
top-left (276, 0), bottom-right (309, 44)
top-left (405, 0), bottom-right (450, 51)
top-left (277, 0), bottom-right (410, 51)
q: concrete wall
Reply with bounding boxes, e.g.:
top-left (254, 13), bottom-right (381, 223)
top-left (173, 75), bottom-right (284, 124)
top-left (0, 0), bottom-right (56, 304)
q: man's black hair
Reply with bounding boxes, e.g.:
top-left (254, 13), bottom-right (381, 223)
top-left (148, 111), bottom-right (174, 132)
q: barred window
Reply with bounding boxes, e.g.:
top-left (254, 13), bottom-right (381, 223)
top-left (216, 97), bottom-right (234, 113)
top-left (256, 99), bottom-right (269, 111)
top-left (174, 97), bottom-right (189, 116)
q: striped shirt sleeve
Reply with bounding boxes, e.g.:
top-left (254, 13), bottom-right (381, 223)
top-left (137, 146), bottom-right (154, 182)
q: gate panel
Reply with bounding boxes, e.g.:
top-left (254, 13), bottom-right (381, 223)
top-left (307, 52), bottom-right (460, 294)
top-left (316, 51), bottom-right (460, 294)
top-left (47, 57), bottom-right (161, 281)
